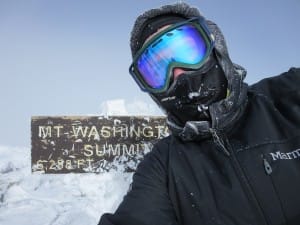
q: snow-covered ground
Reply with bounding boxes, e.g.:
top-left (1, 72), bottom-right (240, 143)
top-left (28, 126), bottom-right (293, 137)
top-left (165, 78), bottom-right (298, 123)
top-left (0, 145), bottom-right (133, 225)
top-left (0, 100), bottom-right (163, 225)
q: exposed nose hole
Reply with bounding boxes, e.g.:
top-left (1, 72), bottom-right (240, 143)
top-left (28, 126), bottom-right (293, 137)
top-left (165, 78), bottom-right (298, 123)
top-left (173, 68), bottom-right (185, 80)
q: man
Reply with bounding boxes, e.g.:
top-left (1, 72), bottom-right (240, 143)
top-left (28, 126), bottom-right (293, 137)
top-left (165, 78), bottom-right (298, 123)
top-left (99, 2), bottom-right (300, 225)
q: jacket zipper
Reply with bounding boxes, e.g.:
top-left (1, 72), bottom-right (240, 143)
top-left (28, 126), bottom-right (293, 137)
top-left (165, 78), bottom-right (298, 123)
top-left (210, 128), bottom-right (230, 156)
top-left (263, 158), bottom-right (273, 175)
top-left (262, 156), bottom-right (288, 224)
top-left (210, 129), bottom-right (269, 225)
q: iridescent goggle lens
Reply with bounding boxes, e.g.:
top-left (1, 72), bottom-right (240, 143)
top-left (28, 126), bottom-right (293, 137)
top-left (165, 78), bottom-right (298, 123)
top-left (129, 17), bottom-right (214, 93)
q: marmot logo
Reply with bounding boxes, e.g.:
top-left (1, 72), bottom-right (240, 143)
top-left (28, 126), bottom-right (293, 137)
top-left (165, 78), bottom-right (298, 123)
top-left (269, 149), bottom-right (300, 161)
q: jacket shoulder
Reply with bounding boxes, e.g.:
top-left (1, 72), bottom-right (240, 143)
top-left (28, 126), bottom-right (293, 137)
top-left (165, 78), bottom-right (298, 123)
top-left (247, 68), bottom-right (300, 125)
top-left (249, 67), bottom-right (300, 98)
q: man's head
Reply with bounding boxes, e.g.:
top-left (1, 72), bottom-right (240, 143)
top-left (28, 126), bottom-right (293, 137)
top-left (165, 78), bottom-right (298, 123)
top-left (129, 3), bottom-right (232, 127)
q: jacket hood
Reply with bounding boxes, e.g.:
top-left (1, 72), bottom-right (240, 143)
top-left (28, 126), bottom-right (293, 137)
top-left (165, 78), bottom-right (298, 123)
top-left (130, 3), bottom-right (248, 141)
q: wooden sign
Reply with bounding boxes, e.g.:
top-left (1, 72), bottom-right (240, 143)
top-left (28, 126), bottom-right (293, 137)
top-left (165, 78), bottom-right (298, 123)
top-left (31, 116), bottom-right (168, 173)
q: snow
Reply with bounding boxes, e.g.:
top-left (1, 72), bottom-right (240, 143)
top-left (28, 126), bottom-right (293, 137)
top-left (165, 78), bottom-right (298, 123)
top-left (100, 99), bottom-right (162, 116)
top-left (0, 99), bottom-right (163, 225)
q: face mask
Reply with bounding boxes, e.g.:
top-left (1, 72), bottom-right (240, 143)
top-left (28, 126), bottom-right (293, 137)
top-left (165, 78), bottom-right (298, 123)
top-left (151, 54), bottom-right (228, 126)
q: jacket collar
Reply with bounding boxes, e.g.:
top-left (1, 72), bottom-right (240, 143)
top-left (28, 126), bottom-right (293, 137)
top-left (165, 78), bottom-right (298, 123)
top-left (167, 64), bottom-right (248, 141)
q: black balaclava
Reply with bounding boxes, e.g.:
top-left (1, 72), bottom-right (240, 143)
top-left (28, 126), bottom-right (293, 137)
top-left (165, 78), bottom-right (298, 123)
top-left (152, 54), bottom-right (227, 126)
top-left (131, 11), bottom-right (228, 126)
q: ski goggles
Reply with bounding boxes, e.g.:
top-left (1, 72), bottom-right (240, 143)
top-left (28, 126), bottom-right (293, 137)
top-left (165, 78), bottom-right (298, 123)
top-left (129, 17), bottom-right (215, 94)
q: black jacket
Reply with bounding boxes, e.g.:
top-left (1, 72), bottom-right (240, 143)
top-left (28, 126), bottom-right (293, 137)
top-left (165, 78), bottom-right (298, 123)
top-left (99, 68), bottom-right (300, 225)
